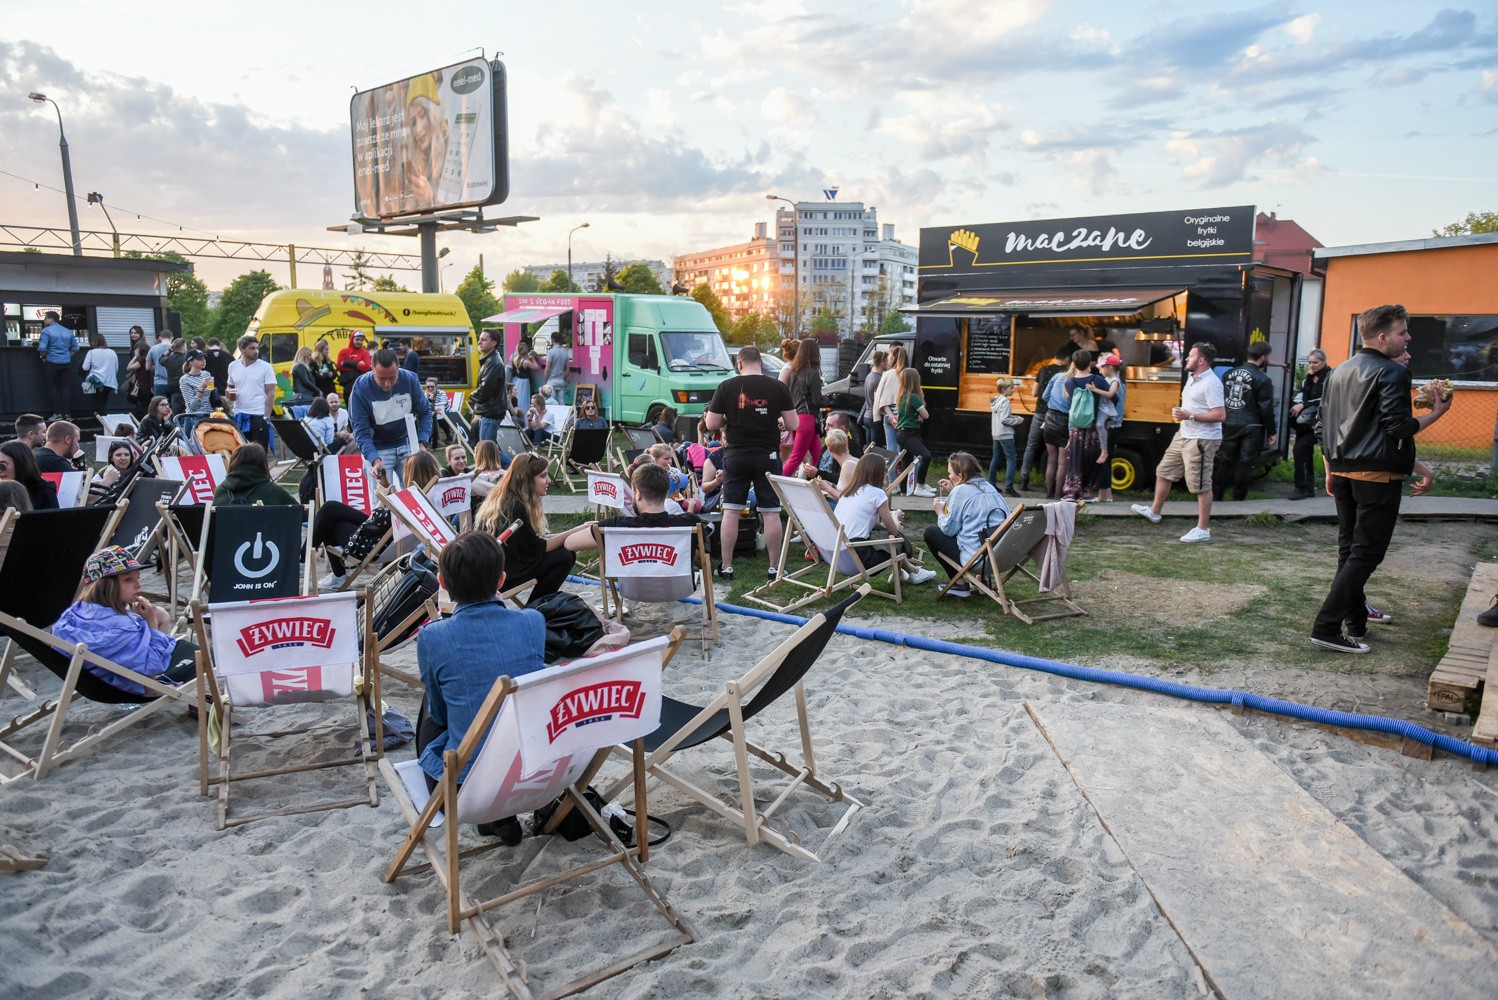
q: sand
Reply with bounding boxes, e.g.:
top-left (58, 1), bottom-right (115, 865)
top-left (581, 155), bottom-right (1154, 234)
top-left (3, 588), bottom-right (1497, 999)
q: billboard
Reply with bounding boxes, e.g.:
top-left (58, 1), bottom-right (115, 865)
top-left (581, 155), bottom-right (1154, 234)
top-left (350, 57), bottom-right (509, 219)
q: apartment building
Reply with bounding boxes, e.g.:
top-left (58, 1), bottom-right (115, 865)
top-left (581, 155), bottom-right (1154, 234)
top-left (519, 258), bottom-right (671, 291)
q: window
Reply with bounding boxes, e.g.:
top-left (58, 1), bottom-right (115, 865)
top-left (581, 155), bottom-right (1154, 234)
top-left (402, 331), bottom-right (471, 384)
top-left (628, 332), bottom-right (658, 370)
top-left (260, 333), bottom-right (299, 365)
top-left (1394, 314), bottom-right (1498, 382)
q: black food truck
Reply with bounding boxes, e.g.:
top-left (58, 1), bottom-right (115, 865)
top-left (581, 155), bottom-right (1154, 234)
top-left (824, 205), bottom-right (1300, 491)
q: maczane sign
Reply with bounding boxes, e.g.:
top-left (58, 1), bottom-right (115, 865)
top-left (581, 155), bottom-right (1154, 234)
top-left (919, 206), bottom-right (1255, 274)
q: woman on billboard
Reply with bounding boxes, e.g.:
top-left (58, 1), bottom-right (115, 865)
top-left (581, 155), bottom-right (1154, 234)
top-left (403, 73), bottom-right (449, 211)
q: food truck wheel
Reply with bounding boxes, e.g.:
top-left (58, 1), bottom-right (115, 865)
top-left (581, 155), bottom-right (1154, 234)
top-left (1109, 448), bottom-right (1146, 492)
top-left (645, 402), bottom-right (668, 425)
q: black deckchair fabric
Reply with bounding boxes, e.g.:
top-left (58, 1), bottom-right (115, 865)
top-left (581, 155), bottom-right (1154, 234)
top-left (643, 588), bottom-right (860, 754)
top-left (271, 418), bottom-right (323, 463)
top-left (567, 427), bottom-right (612, 466)
top-left (0, 506), bottom-right (153, 705)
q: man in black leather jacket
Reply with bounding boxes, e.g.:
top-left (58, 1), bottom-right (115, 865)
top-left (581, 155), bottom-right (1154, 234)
top-left (468, 328), bottom-right (511, 451)
top-left (1213, 341), bottom-right (1277, 501)
top-left (1310, 305), bottom-right (1450, 653)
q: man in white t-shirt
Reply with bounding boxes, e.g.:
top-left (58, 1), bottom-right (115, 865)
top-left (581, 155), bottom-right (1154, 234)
top-left (1131, 342), bottom-right (1225, 543)
top-left (227, 335), bottom-right (278, 448)
top-left (325, 391), bottom-right (353, 448)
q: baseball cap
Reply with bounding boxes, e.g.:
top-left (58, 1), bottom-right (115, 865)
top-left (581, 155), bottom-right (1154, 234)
top-left (668, 468), bottom-right (690, 494)
top-left (84, 546), bottom-right (141, 583)
top-left (1101, 354), bottom-right (1123, 369)
top-left (186, 350), bottom-right (205, 362)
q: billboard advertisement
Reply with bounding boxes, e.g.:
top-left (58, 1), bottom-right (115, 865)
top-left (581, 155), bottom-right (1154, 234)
top-left (350, 57), bottom-right (509, 219)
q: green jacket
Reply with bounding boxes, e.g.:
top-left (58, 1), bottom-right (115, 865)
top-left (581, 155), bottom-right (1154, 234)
top-left (214, 465), bottom-right (297, 507)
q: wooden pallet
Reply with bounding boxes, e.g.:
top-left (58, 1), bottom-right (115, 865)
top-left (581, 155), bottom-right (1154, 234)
top-left (1426, 562), bottom-right (1498, 715)
top-left (1472, 640), bottom-right (1498, 753)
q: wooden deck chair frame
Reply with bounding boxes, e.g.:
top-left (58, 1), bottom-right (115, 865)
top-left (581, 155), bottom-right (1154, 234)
top-left (935, 503), bottom-right (1019, 606)
top-left (745, 473), bottom-right (905, 614)
top-left (317, 460), bottom-right (391, 592)
top-left (157, 501), bottom-right (211, 619)
top-left (576, 469), bottom-right (632, 582)
top-left (380, 631), bottom-right (696, 1000)
top-left (0, 504), bottom-right (193, 784)
top-left (938, 503), bottom-right (1085, 623)
top-left (363, 556), bottom-right (439, 688)
top-left (189, 588), bottom-right (382, 829)
top-left (493, 424), bottom-right (535, 465)
top-left (601, 586), bottom-right (869, 862)
top-left (864, 446), bottom-right (909, 497)
top-left (594, 523), bottom-right (718, 657)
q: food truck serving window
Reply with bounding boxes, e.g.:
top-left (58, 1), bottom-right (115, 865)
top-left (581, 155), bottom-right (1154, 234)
top-left (376, 326), bottom-right (471, 384)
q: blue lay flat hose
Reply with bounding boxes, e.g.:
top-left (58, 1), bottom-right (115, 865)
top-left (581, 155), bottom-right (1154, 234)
top-left (566, 575), bottom-right (1498, 767)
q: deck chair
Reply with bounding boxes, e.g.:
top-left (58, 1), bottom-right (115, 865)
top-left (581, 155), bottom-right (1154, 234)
top-left (382, 486), bottom-right (459, 561)
top-left (602, 585), bottom-right (868, 862)
top-left (158, 502), bottom-right (210, 617)
top-left (493, 424), bottom-right (535, 465)
top-left (190, 503), bottom-right (315, 606)
top-left (865, 446), bottom-right (909, 497)
top-left (595, 524), bottom-right (717, 657)
top-left (551, 426), bottom-right (614, 492)
top-left (270, 417), bottom-right (329, 482)
top-left (0, 505), bottom-right (193, 784)
top-left (98, 412), bottom-right (139, 437)
top-left (380, 634), bottom-right (696, 998)
top-left (746, 473), bottom-right (906, 614)
top-left (190, 589), bottom-right (381, 828)
top-left (317, 455), bottom-right (389, 590)
top-left (157, 453), bottom-right (228, 505)
top-left (949, 502), bottom-right (1085, 623)
top-left (617, 426), bottom-right (658, 466)
top-left (107, 478), bottom-right (183, 596)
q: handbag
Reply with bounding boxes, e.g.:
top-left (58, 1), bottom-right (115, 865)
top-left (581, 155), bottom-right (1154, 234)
top-left (526, 590), bottom-right (606, 664)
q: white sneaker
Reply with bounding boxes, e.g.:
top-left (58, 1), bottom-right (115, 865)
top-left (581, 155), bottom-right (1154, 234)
top-left (1179, 527), bottom-right (1211, 543)
top-left (902, 566), bottom-right (938, 585)
top-left (318, 571), bottom-right (348, 590)
top-left (1130, 503), bottom-right (1162, 524)
top-left (910, 485), bottom-right (937, 497)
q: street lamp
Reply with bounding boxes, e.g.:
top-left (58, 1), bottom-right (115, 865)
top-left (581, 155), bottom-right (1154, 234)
top-left (766, 195), bottom-right (798, 334)
top-left (567, 223), bottom-right (590, 293)
top-left (439, 261), bottom-right (453, 291)
top-left (86, 192), bottom-right (119, 257)
top-left (29, 92), bottom-right (82, 256)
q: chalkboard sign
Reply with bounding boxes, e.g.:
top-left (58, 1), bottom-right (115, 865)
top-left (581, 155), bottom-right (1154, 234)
top-left (965, 315), bottom-right (1012, 374)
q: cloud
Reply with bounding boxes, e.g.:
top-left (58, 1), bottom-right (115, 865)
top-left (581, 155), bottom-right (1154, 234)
top-left (1165, 121), bottom-right (1318, 187)
top-left (876, 91), bottom-right (1009, 164)
top-left (1284, 13), bottom-right (1321, 44)
top-left (759, 87), bottom-right (817, 127)
top-left (1480, 69), bottom-right (1498, 103)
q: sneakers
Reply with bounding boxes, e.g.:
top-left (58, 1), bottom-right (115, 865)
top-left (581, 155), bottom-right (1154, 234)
top-left (1002, 487), bottom-right (1021, 498)
top-left (1130, 503), bottom-right (1162, 524)
top-left (910, 485), bottom-right (937, 498)
top-left (1365, 604), bottom-right (1393, 625)
top-left (1311, 634), bottom-right (1370, 654)
top-left (318, 571), bottom-right (347, 590)
top-left (767, 565), bottom-right (780, 581)
top-left (945, 586), bottom-right (972, 599)
top-left (1179, 527), bottom-right (1211, 543)
top-left (715, 564), bottom-right (735, 580)
top-left (902, 566), bottom-right (937, 585)
top-left (1479, 594), bottom-right (1498, 627)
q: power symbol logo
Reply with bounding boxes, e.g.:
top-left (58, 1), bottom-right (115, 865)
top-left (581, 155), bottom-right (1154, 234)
top-left (234, 532), bottom-right (281, 579)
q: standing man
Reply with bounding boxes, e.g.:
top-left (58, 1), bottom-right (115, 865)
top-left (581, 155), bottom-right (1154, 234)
top-left (147, 329), bottom-right (172, 399)
top-left (37, 311), bottom-right (77, 419)
top-left (337, 332), bottom-right (373, 401)
top-left (468, 328), bottom-right (510, 452)
top-left (203, 337), bottom-right (233, 388)
top-left (703, 345), bottom-right (797, 581)
top-left (1288, 349), bottom-right (1331, 500)
top-left (544, 334), bottom-right (571, 400)
top-left (1310, 305), bottom-right (1450, 653)
top-left (1213, 341), bottom-right (1277, 502)
top-left (349, 348), bottom-right (432, 488)
top-left (399, 339), bottom-right (422, 375)
top-left (227, 335), bottom-right (278, 448)
top-left (1131, 342), bottom-right (1225, 543)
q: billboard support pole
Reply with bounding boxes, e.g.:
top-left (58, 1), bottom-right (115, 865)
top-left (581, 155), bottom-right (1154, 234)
top-left (287, 244), bottom-right (298, 288)
top-left (419, 223), bottom-right (438, 293)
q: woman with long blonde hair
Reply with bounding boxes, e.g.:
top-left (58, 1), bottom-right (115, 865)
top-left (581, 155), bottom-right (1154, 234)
top-left (475, 453), bottom-right (590, 597)
top-left (290, 346), bottom-right (320, 404)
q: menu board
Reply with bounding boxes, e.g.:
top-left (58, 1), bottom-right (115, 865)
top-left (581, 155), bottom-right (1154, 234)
top-left (965, 315), bottom-right (1012, 374)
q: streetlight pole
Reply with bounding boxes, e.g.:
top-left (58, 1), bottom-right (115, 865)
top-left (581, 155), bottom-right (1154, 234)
top-left (439, 262), bottom-right (453, 292)
top-left (766, 195), bottom-right (798, 335)
top-left (86, 192), bottom-right (119, 257)
top-left (567, 223), bottom-right (590, 292)
top-left (29, 92), bottom-right (82, 256)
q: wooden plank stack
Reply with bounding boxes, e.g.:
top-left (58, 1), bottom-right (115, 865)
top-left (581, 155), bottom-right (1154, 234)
top-left (1426, 562), bottom-right (1498, 730)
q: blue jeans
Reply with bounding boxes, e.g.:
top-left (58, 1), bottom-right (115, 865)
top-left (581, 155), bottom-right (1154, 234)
top-left (476, 418), bottom-right (512, 468)
top-left (883, 420), bottom-right (898, 452)
top-left (376, 442), bottom-right (415, 488)
top-left (988, 437), bottom-right (1017, 489)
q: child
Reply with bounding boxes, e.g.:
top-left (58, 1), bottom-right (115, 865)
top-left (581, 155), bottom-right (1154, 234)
top-left (988, 376), bottom-right (1021, 497)
top-left (1095, 354), bottom-right (1124, 502)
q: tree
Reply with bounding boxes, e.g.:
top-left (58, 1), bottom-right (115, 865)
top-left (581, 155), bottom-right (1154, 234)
top-left (371, 274), bottom-right (409, 292)
top-left (211, 270), bottom-right (280, 345)
top-left (594, 253), bottom-right (620, 292)
top-left (614, 262), bottom-right (665, 295)
top-left (879, 309), bottom-right (911, 336)
top-left (502, 268), bottom-right (540, 292)
top-left (453, 265), bottom-right (501, 333)
top-left (343, 249), bottom-right (374, 290)
top-left (540, 269), bottom-right (571, 293)
top-left (1433, 211), bottom-right (1498, 237)
top-left (689, 284), bottom-right (731, 335)
top-left (127, 250), bottom-right (211, 339)
top-left (809, 307), bottom-right (840, 337)
top-left (726, 310), bottom-right (777, 347)
top-left (773, 290), bottom-right (801, 341)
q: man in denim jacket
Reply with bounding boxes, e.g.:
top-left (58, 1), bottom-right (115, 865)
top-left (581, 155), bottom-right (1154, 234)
top-left (37, 310), bottom-right (77, 418)
top-left (416, 531), bottom-right (547, 843)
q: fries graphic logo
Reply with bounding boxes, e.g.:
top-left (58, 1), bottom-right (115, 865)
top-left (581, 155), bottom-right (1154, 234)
top-left (948, 228), bottom-right (980, 259)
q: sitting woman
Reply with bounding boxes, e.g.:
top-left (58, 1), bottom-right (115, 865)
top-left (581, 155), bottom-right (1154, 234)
top-left (831, 452), bottom-right (936, 585)
top-left (303, 395), bottom-right (337, 449)
top-left (214, 444), bottom-right (297, 506)
top-left (138, 395), bottom-right (176, 444)
top-left (50, 546), bottom-right (197, 695)
top-left (90, 440), bottom-right (139, 502)
top-left (0, 441), bottom-right (58, 510)
top-left (922, 451), bottom-right (1012, 598)
top-left (469, 440), bottom-right (507, 508)
top-left (573, 398), bottom-right (609, 430)
top-left (525, 387), bottom-right (556, 445)
top-left (312, 450), bottom-right (439, 590)
top-left (804, 427), bottom-right (857, 501)
top-left (474, 453), bottom-right (591, 598)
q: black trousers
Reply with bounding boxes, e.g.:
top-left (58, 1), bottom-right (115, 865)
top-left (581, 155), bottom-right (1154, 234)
top-left (1312, 476), bottom-right (1402, 638)
top-left (513, 547), bottom-right (576, 598)
top-left (312, 500), bottom-right (368, 575)
top-left (1019, 413), bottom-right (1046, 483)
top-left (242, 415), bottom-right (270, 449)
top-left (1292, 427), bottom-right (1318, 492)
top-left (45, 361), bottom-right (73, 416)
top-left (923, 525), bottom-right (964, 580)
top-left (1213, 423), bottom-right (1263, 501)
top-left (895, 429), bottom-right (931, 486)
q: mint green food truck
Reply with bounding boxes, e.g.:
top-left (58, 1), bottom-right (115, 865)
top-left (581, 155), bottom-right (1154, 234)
top-left (491, 293), bottom-right (733, 425)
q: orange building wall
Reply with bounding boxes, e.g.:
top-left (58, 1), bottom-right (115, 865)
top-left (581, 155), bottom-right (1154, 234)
top-left (1317, 243), bottom-right (1498, 449)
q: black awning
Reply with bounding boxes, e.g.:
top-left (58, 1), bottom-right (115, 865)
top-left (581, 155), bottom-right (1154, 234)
top-left (905, 288), bottom-right (1184, 318)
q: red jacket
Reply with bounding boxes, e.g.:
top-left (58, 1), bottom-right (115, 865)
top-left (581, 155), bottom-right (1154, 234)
top-left (337, 345), bottom-right (371, 378)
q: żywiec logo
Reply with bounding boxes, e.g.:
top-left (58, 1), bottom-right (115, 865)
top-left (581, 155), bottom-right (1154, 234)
top-left (237, 617), bottom-right (336, 657)
top-left (547, 681), bottom-right (645, 742)
top-left (618, 543), bottom-right (678, 566)
top-left (594, 481), bottom-right (618, 499)
top-left (341, 462), bottom-right (369, 512)
top-left (441, 486), bottom-right (466, 507)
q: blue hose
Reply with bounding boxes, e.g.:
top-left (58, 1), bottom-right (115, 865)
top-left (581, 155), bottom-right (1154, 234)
top-left (565, 576), bottom-right (1498, 767)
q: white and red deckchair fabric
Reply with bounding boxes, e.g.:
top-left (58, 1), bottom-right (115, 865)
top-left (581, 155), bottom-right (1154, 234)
top-left (205, 591), bottom-right (360, 707)
top-left (585, 468), bottom-right (630, 512)
top-left (596, 524), bottom-right (717, 654)
top-left (319, 454), bottom-right (377, 515)
top-left (380, 635), bottom-right (694, 997)
top-left (40, 470), bottom-right (88, 508)
top-left (157, 454), bottom-right (227, 505)
top-left (382, 485), bottom-right (459, 555)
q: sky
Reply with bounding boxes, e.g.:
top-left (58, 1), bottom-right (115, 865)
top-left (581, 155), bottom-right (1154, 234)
top-left (2, 0), bottom-right (1495, 291)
